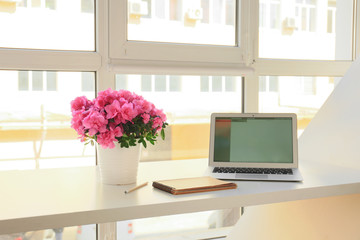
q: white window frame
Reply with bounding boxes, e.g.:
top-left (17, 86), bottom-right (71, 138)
top-left (244, 0), bottom-right (359, 113)
top-left (108, 0), bottom-right (254, 75)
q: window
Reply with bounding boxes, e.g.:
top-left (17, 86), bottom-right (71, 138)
top-left (109, 0), bottom-right (244, 68)
top-left (0, 70), bottom-right (96, 170)
top-left (259, 76), bottom-right (336, 135)
top-left (127, 0), bottom-right (236, 45)
top-left (0, 224), bottom-right (96, 240)
top-left (115, 74), bottom-right (243, 161)
top-left (0, 1), bottom-right (97, 237)
top-left (0, 0), bottom-right (95, 51)
top-left (258, 0), bottom-right (354, 60)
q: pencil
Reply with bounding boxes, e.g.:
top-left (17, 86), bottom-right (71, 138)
top-left (124, 182), bottom-right (148, 194)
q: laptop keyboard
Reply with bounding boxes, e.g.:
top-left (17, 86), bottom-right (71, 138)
top-left (213, 167), bottom-right (293, 175)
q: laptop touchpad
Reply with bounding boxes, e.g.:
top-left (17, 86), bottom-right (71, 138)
top-left (236, 174), bottom-right (269, 179)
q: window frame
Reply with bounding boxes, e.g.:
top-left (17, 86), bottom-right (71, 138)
top-left (108, 0), bottom-right (253, 75)
top-left (244, 0), bottom-right (358, 113)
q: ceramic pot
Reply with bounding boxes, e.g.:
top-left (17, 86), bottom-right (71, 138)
top-left (97, 144), bottom-right (141, 185)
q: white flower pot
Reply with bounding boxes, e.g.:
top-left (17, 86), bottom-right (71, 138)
top-left (97, 144), bottom-right (141, 185)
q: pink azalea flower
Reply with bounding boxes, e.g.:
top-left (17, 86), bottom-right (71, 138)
top-left (118, 90), bottom-right (135, 102)
top-left (70, 88), bottom-right (168, 149)
top-left (104, 99), bottom-right (121, 119)
top-left (141, 113), bottom-right (150, 124)
top-left (97, 130), bottom-right (116, 149)
top-left (113, 126), bottom-right (123, 138)
top-left (82, 110), bottom-right (108, 136)
top-left (152, 117), bottom-right (163, 129)
top-left (134, 99), bottom-right (154, 114)
top-left (120, 102), bottom-right (137, 123)
top-left (71, 96), bottom-right (92, 112)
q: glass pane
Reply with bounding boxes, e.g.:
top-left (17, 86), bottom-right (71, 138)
top-left (115, 74), bottom-right (243, 161)
top-left (259, 76), bottom-right (338, 136)
top-left (0, 0), bottom-right (95, 51)
top-left (259, 0), bottom-right (353, 60)
top-left (0, 224), bottom-right (96, 240)
top-left (127, 0), bottom-right (237, 46)
top-left (117, 209), bottom-right (240, 239)
top-left (0, 70), bottom-right (96, 171)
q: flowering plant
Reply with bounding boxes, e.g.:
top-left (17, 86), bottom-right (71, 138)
top-left (70, 88), bottom-right (168, 149)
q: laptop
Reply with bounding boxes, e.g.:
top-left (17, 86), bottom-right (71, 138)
top-left (207, 113), bottom-right (303, 182)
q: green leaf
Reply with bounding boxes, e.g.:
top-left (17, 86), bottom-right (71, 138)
top-left (161, 128), bottom-right (165, 140)
top-left (142, 140), bottom-right (147, 148)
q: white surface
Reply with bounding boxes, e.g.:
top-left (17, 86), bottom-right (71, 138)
top-left (299, 57), bottom-right (360, 169)
top-left (1, 157), bottom-right (360, 235)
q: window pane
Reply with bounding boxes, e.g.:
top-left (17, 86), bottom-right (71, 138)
top-left (127, 0), bottom-right (237, 46)
top-left (0, 70), bottom-right (96, 171)
top-left (0, 0), bottom-right (95, 51)
top-left (117, 209), bottom-right (240, 239)
top-left (0, 224), bottom-right (96, 240)
top-left (259, 76), bottom-right (337, 135)
top-left (115, 74), bottom-right (243, 161)
top-left (259, 0), bottom-right (353, 60)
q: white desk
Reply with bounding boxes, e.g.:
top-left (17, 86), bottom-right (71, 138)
top-left (1, 158), bottom-right (360, 235)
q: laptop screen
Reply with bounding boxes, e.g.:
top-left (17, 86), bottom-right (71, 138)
top-left (213, 117), bottom-right (294, 164)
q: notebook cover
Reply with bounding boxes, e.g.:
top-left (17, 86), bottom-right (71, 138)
top-left (152, 176), bottom-right (237, 195)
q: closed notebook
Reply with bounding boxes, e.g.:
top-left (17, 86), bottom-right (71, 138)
top-left (152, 176), bottom-right (237, 195)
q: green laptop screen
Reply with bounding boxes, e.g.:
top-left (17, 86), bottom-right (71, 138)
top-left (213, 117), bottom-right (293, 163)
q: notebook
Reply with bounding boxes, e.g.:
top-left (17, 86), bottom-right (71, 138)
top-left (207, 113), bottom-right (303, 182)
top-left (152, 176), bottom-right (237, 195)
